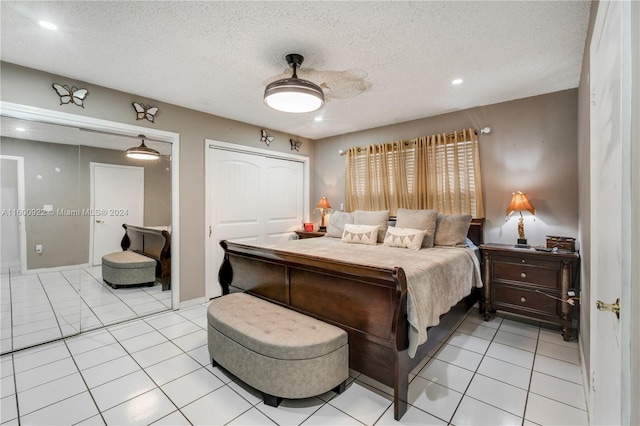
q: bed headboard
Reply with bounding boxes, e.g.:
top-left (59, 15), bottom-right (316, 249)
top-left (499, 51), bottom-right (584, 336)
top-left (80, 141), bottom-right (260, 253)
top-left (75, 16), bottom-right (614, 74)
top-left (468, 218), bottom-right (485, 246)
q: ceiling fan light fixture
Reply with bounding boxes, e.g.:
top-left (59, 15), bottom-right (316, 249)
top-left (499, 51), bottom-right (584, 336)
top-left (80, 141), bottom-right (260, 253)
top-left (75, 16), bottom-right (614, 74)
top-left (126, 135), bottom-right (160, 160)
top-left (264, 54), bottom-right (324, 113)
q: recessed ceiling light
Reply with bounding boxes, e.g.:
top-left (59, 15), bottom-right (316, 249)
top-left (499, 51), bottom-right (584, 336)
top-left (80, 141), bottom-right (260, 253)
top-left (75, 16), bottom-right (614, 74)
top-left (452, 79), bottom-right (463, 85)
top-left (314, 116), bottom-right (323, 122)
top-left (38, 20), bottom-right (57, 30)
top-left (15, 127), bottom-right (26, 132)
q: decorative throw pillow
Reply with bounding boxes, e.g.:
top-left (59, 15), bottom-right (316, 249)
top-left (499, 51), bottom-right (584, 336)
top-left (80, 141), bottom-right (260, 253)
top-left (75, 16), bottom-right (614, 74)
top-left (353, 210), bottom-right (390, 243)
top-left (395, 208), bottom-right (438, 248)
top-left (341, 224), bottom-right (380, 245)
top-left (434, 214), bottom-right (473, 247)
top-left (326, 211), bottom-right (355, 238)
top-left (383, 227), bottom-right (427, 250)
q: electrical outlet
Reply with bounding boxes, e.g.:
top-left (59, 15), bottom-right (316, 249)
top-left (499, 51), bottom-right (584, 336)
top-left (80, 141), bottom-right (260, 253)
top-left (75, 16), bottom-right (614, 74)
top-left (35, 244), bottom-right (43, 254)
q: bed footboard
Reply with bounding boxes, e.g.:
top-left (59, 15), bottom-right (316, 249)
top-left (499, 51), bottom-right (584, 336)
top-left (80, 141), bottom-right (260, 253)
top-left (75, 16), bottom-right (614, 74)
top-left (218, 240), bottom-right (420, 419)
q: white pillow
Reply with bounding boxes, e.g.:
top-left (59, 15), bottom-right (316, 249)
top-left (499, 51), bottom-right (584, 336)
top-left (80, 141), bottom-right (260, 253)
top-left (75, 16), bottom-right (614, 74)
top-left (383, 227), bottom-right (427, 250)
top-left (341, 224), bottom-right (380, 245)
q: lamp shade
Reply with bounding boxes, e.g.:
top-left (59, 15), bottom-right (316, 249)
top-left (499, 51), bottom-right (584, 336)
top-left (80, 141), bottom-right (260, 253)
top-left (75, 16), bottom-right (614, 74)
top-left (316, 196), bottom-right (332, 210)
top-left (506, 191), bottom-right (535, 217)
top-left (126, 136), bottom-right (160, 160)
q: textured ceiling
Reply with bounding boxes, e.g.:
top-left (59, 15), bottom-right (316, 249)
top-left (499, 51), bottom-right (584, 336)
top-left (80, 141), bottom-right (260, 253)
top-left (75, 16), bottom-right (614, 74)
top-left (0, 1), bottom-right (591, 140)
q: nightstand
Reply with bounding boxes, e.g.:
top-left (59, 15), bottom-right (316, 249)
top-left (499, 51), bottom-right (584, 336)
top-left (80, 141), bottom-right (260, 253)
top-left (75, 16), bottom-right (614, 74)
top-left (294, 230), bottom-right (326, 239)
top-left (479, 243), bottom-right (580, 341)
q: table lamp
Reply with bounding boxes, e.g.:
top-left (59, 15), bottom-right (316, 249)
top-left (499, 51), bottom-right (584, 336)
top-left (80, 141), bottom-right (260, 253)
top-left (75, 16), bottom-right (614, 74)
top-left (315, 196), bottom-right (332, 232)
top-left (506, 191), bottom-right (536, 248)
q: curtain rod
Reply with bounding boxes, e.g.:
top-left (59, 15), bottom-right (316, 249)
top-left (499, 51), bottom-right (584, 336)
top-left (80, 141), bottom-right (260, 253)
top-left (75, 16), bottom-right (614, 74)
top-left (338, 126), bottom-right (490, 156)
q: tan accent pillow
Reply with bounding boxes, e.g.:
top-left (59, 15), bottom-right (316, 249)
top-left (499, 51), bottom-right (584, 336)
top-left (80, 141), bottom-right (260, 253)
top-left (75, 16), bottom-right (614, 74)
top-left (341, 224), bottom-right (379, 245)
top-left (326, 211), bottom-right (355, 238)
top-left (395, 209), bottom-right (438, 248)
top-left (353, 210), bottom-right (389, 243)
top-left (383, 227), bottom-right (427, 250)
top-left (434, 214), bottom-right (473, 247)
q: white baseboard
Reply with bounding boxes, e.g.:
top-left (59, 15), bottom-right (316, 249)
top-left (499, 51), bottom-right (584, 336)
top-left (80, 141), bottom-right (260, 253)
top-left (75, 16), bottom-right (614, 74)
top-left (23, 263), bottom-right (92, 275)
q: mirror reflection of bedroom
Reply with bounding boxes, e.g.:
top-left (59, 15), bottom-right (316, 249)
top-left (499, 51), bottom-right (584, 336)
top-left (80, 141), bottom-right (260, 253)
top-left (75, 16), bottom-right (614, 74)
top-left (0, 116), bottom-right (172, 354)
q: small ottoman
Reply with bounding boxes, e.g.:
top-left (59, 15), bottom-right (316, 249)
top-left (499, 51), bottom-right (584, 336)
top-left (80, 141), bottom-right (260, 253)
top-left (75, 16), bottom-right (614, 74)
top-left (102, 251), bottom-right (156, 289)
top-left (207, 293), bottom-right (348, 406)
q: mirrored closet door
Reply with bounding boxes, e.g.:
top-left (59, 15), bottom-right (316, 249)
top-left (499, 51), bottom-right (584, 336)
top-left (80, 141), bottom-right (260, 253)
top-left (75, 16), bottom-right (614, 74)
top-left (0, 105), bottom-right (178, 354)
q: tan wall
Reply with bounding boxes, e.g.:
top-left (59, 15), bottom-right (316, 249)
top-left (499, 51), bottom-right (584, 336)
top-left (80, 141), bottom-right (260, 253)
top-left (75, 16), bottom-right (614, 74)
top-left (312, 89), bottom-right (580, 247)
top-left (0, 61), bottom-right (312, 302)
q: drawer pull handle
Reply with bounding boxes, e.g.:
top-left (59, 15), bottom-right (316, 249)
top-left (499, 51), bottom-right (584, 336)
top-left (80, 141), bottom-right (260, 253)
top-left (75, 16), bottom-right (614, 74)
top-left (520, 297), bottom-right (527, 303)
top-left (521, 259), bottom-right (526, 263)
top-left (520, 272), bottom-right (527, 278)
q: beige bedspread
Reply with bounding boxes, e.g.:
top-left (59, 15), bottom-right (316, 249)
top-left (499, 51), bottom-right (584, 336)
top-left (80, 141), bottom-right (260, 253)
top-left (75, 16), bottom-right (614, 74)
top-left (256, 237), bottom-right (482, 357)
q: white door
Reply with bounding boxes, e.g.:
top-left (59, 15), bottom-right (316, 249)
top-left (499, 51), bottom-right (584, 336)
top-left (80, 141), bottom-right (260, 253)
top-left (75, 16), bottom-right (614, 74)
top-left (589, 0), bottom-right (635, 423)
top-left (91, 163), bottom-right (144, 265)
top-left (206, 145), bottom-right (305, 298)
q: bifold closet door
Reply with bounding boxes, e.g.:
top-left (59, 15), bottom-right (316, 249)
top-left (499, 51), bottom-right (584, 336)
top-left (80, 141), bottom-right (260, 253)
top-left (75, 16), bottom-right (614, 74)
top-left (207, 147), bottom-right (304, 297)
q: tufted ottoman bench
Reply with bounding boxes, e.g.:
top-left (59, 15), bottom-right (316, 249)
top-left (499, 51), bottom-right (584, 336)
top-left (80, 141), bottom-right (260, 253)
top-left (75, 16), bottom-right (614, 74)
top-left (207, 292), bottom-right (348, 406)
top-left (102, 251), bottom-right (156, 289)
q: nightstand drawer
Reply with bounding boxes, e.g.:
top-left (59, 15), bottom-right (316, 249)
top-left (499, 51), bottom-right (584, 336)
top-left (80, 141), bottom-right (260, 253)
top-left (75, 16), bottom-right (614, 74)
top-left (492, 284), bottom-right (558, 316)
top-left (492, 261), bottom-right (559, 289)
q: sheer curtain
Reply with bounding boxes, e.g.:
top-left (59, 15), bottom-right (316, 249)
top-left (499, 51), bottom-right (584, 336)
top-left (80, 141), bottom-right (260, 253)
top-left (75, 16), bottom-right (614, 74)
top-left (344, 128), bottom-right (484, 217)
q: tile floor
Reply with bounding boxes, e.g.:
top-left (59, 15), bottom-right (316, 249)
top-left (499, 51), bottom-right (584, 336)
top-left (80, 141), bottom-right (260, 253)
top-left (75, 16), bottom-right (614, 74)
top-left (0, 303), bottom-right (589, 425)
top-left (1, 265), bottom-right (171, 353)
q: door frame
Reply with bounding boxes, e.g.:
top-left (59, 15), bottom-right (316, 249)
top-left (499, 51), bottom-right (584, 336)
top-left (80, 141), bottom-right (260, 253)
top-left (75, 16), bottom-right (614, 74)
top-left (630, 3), bottom-right (640, 424)
top-left (89, 162), bottom-right (145, 266)
top-left (0, 155), bottom-right (27, 274)
top-left (0, 101), bottom-right (180, 310)
top-left (204, 139), bottom-right (310, 300)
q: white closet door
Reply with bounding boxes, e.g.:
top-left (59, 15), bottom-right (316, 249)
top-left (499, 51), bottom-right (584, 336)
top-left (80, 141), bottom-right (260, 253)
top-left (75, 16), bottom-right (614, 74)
top-left (207, 147), bottom-right (304, 298)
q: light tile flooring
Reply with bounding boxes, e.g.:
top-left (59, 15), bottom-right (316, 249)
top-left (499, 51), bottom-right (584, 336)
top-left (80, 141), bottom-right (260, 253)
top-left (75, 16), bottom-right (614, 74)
top-left (1, 266), bottom-right (171, 353)
top-left (0, 303), bottom-right (589, 425)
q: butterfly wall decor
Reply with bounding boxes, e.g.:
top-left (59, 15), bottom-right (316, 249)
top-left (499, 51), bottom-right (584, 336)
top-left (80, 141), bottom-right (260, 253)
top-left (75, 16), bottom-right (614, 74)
top-left (52, 84), bottom-right (89, 107)
top-left (132, 102), bottom-right (160, 123)
top-left (290, 139), bottom-right (302, 151)
top-left (260, 129), bottom-right (275, 147)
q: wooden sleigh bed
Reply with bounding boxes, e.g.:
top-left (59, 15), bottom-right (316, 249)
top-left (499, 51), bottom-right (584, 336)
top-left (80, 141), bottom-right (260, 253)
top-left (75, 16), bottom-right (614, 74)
top-left (218, 218), bottom-right (484, 420)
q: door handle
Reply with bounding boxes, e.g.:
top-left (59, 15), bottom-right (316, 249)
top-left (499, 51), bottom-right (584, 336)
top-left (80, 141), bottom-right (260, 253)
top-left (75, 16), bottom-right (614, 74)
top-left (596, 298), bottom-right (620, 319)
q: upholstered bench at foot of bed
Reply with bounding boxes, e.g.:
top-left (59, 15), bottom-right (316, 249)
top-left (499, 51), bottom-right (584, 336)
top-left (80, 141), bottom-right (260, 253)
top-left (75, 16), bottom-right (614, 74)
top-left (207, 292), bottom-right (348, 406)
top-left (101, 251), bottom-right (156, 289)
